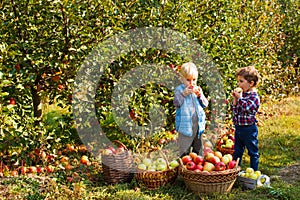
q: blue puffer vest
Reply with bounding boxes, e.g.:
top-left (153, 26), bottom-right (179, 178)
top-left (175, 84), bottom-right (206, 137)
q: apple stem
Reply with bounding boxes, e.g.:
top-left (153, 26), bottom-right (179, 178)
top-left (190, 146), bottom-right (193, 153)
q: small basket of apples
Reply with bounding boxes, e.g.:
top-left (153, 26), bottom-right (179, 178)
top-left (216, 131), bottom-right (235, 156)
top-left (237, 167), bottom-right (270, 189)
top-left (178, 148), bottom-right (241, 194)
top-left (101, 140), bottom-right (135, 184)
top-left (135, 150), bottom-right (179, 190)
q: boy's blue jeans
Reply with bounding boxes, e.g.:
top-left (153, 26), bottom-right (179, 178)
top-left (233, 124), bottom-right (259, 171)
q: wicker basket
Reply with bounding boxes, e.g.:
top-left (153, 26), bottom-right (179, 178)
top-left (179, 159), bottom-right (241, 194)
top-left (101, 140), bottom-right (135, 184)
top-left (135, 167), bottom-right (178, 190)
top-left (216, 145), bottom-right (234, 156)
top-left (216, 133), bottom-right (235, 156)
top-left (135, 151), bottom-right (178, 190)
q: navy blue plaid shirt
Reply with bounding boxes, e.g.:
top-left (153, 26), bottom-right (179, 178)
top-left (231, 91), bottom-right (260, 126)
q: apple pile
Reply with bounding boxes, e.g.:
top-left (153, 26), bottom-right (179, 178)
top-left (217, 133), bottom-right (235, 149)
top-left (137, 157), bottom-right (179, 172)
top-left (180, 149), bottom-right (237, 172)
top-left (102, 145), bottom-right (126, 156)
top-left (239, 167), bottom-right (262, 180)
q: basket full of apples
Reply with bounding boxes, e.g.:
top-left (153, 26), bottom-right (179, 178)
top-left (101, 140), bottom-right (134, 184)
top-left (216, 131), bottom-right (235, 156)
top-left (178, 148), bottom-right (241, 194)
top-left (237, 167), bottom-right (270, 189)
top-left (135, 150), bottom-right (179, 190)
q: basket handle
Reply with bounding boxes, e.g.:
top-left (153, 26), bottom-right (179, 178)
top-left (112, 140), bottom-right (128, 151)
top-left (235, 157), bottom-right (240, 169)
top-left (146, 149), bottom-right (171, 170)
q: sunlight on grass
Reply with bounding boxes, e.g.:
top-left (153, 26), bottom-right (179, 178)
top-left (258, 96), bottom-right (300, 174)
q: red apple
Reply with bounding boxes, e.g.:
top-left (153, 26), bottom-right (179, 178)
top-left (195, 164), bottom-right (203, 171)
top-left (203, 162), bottom-right (215, 172)
top-left (46, 165), bottom-right (55, 173)
top-left (20, 167), bottom-right (27, 175)
top-left (11, 170), bottom-right (18, 176)
top-left (9, 98), bottom-right (16, 105)
top-left (65, 164), bottom-right (73, 171)
top-left (108, 146), bottom-right (117, 154)
top-left (203, 147), bottom-right (214, 156)
top-left (159, 138), bottom-right (166, 144)
top-left (194, 169), bottom-right (202, 172)
top-left (28, 166), bottom-right (37, 173)
top-left (207, 156), bottom-right (220, 165)
top-left (80, 155), bottom-right (89, 165)
top-left (181, 155), bottom-right (193, 165)
top-left (204, 152), bottom-right (215, 161)
top-left (228, 160), bottom-right (237, 169)
top-left (215, 162), bottom-right (226, 171)
top-left (189, 152), bottom-right (198, 161)
top-left (214, 151), bottom-right (223, 159)
top-left (116, 145), bottom-right (125, 153)
top-left (186, 161), bottom-right (196, 170)
top-left (194, 155), bottom-right (204, 165)
top-left (36, 166), bottom-right (44, 174)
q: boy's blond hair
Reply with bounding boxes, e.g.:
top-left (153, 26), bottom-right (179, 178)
top-left (180, 62), bottom-right (198, 78)
top-left (237, 66), bottom-right (260, 86)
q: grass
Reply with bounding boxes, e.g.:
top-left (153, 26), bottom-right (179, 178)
top-left (0, 96), bottom-right (300, 200)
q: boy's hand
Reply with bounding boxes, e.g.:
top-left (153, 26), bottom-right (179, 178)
top-left (232, 90), bottom-right (242, 99)
top-left (182, 87), bottom-right (193, 96)
top-left (194, 86), bottom-right (202, 97)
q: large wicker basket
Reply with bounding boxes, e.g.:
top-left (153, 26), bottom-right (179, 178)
top-left (101, 140), bottom-right (135, 184)
top-left (135, 151), bottom-right (178, 190)
top-left (179, 159), bottom-right (240, 194)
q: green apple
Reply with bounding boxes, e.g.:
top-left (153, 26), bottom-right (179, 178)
top-left (249, 173), bottom-right (258, 180)
top-left (226, 139), bottom-right (234, 144)
top-left (254, 170), bottom-right (261, 177)
top-left (224, 154), bottom-right (233, 162)
top-left (156, 163), bottom-right (167, 171)
top-left (169, 160), bottom-right (179, 168)
top-left (245, 172), bottom-right (251, 178)
top-left (142, 158), bottom-right (152, 167)
top-left (148, 164), bottom-right (157, 171)
top-left (221, 156), bottom-right (230, 165)
top-left (156, 158), bottom-right (167, 165)
top-left (138, 163), bottom-right (147, 170)
top-left (246, 167), bottom-right (254, 174)
top-left (240, 172), bottom-right (246, 177)
top-left (225, 143), bottom-right (233, 148)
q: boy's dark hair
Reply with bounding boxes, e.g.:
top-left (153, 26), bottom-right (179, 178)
top-left (236, 66), bottom-right (260, 86)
